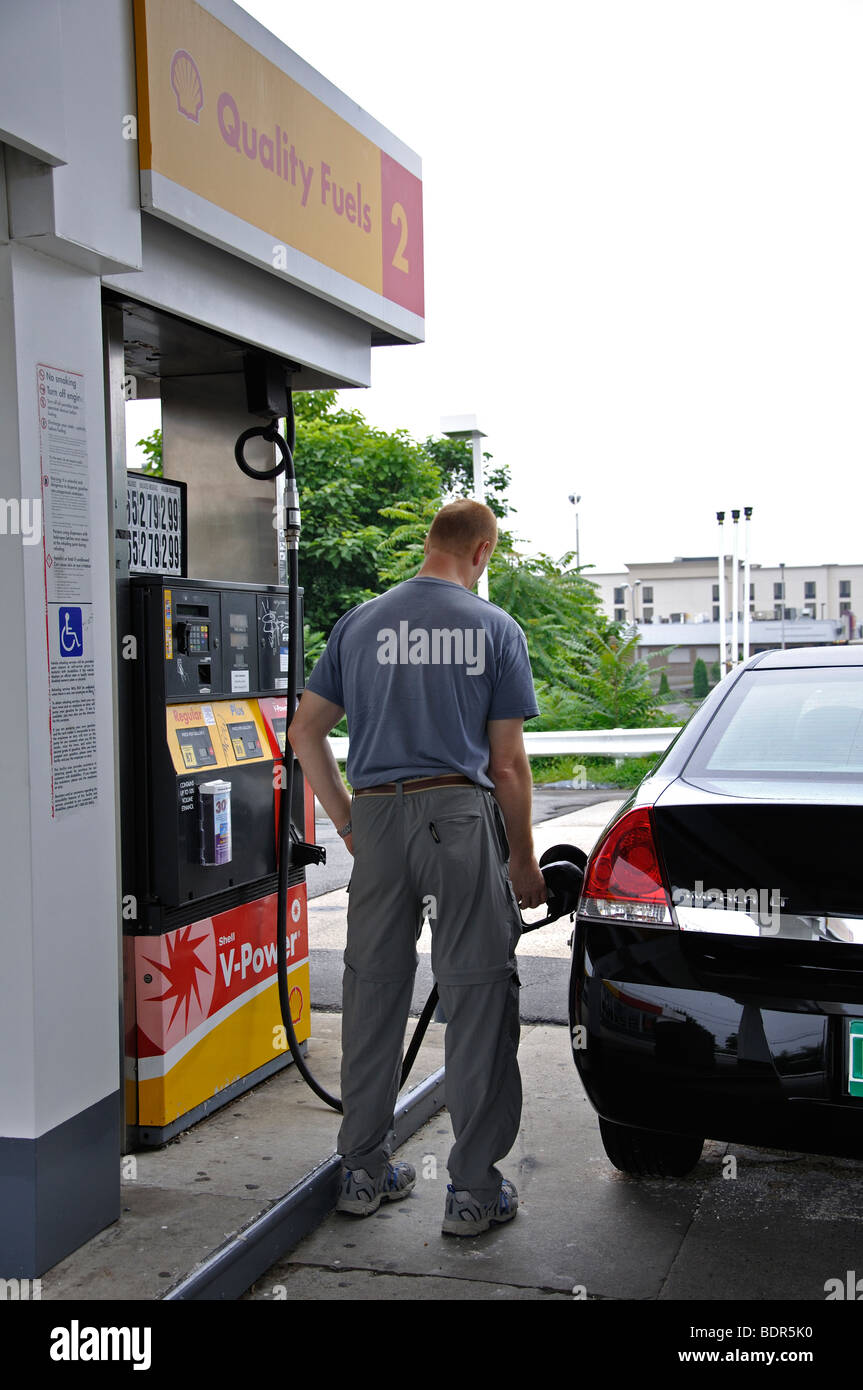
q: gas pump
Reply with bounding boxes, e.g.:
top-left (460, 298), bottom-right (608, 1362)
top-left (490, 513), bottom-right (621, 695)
top-left (117, 334), bottom-right (330, 1146)
top-left (124, 571), bottom-right (322, 1145)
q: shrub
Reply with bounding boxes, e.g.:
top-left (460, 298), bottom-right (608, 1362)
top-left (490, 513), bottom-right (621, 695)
top-left (692, 657), bottom-right (709, 699)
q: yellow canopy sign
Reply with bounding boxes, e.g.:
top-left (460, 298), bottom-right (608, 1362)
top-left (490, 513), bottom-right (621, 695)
top-left (133, 0), bottom-right (424, 341)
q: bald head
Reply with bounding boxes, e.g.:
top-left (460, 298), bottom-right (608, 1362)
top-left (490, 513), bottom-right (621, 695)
top-left (425, 500), bottom-right (498, 561)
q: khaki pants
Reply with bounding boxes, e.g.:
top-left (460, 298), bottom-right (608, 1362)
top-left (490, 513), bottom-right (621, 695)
top-left (337, 781), bottom-right (523, 1204)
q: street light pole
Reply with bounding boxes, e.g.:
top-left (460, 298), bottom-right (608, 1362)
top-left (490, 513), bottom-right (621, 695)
top-left (441, 414), bottom-right (489, 600)
top-left (622, 580), bottom-right (641, 633)
top-left (742, 506), bottom-right (752, 662)
top-left (568, 493), bottom-right (581, 569)
top-left (716, 512), bottom-right (727, 674)
top-left (779, 562), bottom-right (786, 649)
top-left (731, 509), bottom-right (740, 669)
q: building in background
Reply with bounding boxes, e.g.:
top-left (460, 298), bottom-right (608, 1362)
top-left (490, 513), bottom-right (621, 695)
top-left (590, 557), bottom-right (861, 687)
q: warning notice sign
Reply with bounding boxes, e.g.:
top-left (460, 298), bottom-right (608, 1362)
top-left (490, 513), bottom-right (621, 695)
top-left (38, 363), bottom-right (98, 817)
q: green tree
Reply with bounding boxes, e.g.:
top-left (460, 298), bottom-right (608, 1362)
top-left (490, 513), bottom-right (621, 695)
top-left (135, 427), bottom-right (163, 476)
top-left (529, 681), bottom-right (590, 732)
top-left (423, 435), bottom-right (512, 520)
top-left (693, 657), bottom-right (709, 699)
top-left (711, 660), bottom-right (721, 685)
top-left (375, 496), bottom-right (444, 586)
top-left (563, 628), bottom-right (667, 728)
top-left (302, 622), bottom-right (327, 675)
top-left (658, 670), bottom-right (670, 697)
top-left (293, 391), bottom-right (442, 635)
top-left (489, 548), bottom-right (607, 687)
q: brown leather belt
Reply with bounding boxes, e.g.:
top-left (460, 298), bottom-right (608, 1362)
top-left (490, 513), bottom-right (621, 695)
top-left (354, 774), bottom-right (476, 796)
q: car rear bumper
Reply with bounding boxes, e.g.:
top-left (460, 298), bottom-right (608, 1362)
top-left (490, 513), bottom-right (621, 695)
top-left (569, 918), bottom-right (863, 1158)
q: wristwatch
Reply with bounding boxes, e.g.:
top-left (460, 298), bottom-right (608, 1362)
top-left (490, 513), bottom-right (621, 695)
top-left (337, 820), bottom-right (352, 838)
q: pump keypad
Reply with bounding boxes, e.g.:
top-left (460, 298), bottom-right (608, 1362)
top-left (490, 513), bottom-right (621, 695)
top-left (175, 620), bottom-right (211, 655)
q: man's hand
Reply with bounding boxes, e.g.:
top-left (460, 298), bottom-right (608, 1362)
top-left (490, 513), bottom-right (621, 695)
top-left (510, 851), bottom-right (546, 910)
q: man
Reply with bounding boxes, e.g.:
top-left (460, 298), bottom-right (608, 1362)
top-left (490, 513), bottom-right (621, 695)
top-left (288, 498), bottom-right (546, 1237)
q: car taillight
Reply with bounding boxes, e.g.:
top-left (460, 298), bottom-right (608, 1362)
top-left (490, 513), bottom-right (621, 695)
top-left (580, 805), bottom-right (674, 927)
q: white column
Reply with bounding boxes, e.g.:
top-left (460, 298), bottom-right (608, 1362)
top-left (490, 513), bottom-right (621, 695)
top-left (471, 430), bottom-right (488, 600)
top-left (743, 506), bottom-right (752, 661)
top-left (731, 510), bottom-right (740, 669)
top-left (440, 415), bottom-right (489, 601)
top-left (0, 244), bottom-right (121, 1273)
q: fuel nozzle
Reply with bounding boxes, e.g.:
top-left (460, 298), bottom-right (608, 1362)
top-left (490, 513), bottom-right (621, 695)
top-left (283, 474), bottom-right (300, 547)
top-left (520, 843), bottom-right (588, 931)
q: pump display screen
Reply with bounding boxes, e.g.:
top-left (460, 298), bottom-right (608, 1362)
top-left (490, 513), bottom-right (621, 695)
top-left (127, 474), bottom-right (187, 577)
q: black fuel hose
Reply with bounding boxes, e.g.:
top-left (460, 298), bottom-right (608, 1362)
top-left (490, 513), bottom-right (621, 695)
top-left (268, 401), bottom-right (346, 1110)
top-left (278, 542), bottom-right (345, 1110)
top-left (233, 401), bottom-right (344, 1109)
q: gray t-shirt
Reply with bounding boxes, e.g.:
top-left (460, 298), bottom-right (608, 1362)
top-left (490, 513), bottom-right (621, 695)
top-left (305, 576), bottom-right (539, 789)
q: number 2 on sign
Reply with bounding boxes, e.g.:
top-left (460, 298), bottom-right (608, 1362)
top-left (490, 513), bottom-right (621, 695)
top-left (391, 202), bottom-right (409, 272)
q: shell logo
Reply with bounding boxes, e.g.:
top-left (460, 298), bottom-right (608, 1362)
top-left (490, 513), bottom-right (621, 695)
top-left (170, 49), bottom-right (203, 123)
top-left (139, 919), bottom-right (217, 1052)
top-left (289, 984), bottom-right (303, 1024)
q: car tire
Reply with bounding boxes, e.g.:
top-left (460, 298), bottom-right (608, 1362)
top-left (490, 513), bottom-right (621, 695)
top-left (598, 1117), bottom-right (704, 1177)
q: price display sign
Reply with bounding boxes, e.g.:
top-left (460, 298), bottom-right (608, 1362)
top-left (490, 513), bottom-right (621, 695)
top-left (126, 474), bottom-right (187, 576)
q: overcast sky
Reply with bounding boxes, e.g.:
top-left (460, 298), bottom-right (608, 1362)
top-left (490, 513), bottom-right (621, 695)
top-left (131, 1), bottom-right (863, 577)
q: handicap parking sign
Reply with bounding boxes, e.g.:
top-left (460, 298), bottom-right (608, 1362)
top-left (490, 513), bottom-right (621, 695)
top-left (59, 606), bottom-right (83, 657)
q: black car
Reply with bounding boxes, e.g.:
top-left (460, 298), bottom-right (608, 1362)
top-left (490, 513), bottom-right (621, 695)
top-left (569, 645), bottom-right (863, 1176)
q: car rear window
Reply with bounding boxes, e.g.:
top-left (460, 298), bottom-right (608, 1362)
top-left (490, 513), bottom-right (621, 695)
top-left (684, 667), bottom-right (863, 780)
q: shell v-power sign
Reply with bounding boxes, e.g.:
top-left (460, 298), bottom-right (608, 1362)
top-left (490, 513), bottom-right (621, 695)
top-left (133, 0), bottom-right (424, 341)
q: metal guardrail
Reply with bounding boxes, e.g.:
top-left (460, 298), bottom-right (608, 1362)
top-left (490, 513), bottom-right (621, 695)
top-left (522, 728), bottom-right (682, 756)
top-left (327, 727), bottom-right (683, 762)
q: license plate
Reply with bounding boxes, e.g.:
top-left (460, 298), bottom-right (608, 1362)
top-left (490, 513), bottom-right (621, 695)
top-left (848, 1021), bottom-right (863, 1096)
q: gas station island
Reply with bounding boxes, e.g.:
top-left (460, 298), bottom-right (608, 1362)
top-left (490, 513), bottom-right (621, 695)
top-left (0, 0), bottom-right (423, 1276)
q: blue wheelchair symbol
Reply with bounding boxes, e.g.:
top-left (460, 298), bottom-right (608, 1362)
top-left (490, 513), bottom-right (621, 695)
top-left (59, 606), bottom-right (83, 657)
